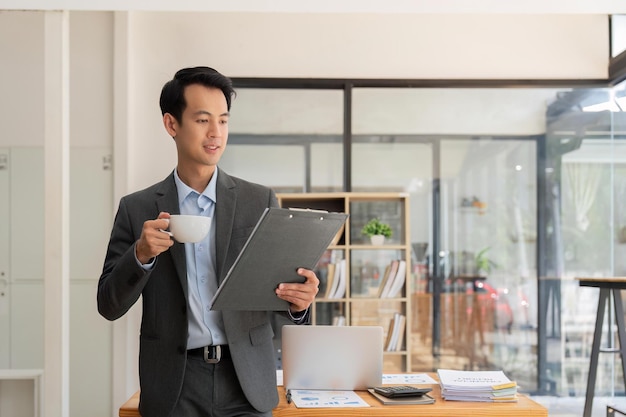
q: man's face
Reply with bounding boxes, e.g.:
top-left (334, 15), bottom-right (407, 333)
top-left (172, 84), bottom-right (229, 170)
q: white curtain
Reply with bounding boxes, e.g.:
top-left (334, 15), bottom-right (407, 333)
top-left (564, 163), bottom-right (602, 231)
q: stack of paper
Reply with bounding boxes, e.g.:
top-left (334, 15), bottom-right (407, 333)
top-left (437, 369), bottom-right (518, 402)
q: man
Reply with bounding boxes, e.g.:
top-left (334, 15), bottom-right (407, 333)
top-left (97, 66), bottom-right (319, 417)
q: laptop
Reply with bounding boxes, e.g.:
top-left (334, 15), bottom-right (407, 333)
top-left (281, 325), bottom-right (383, 390)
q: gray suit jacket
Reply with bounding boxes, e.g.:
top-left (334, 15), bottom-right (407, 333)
top-left (97, 169), bottom-right (298, 417)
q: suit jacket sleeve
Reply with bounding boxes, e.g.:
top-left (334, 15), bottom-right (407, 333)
top-left (97, 195), bottom-right (153, 321)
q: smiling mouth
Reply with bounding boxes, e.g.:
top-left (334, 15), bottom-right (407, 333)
top-left (204, 144), bottom-right (220, 151)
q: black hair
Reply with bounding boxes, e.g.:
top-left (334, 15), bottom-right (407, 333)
top-left (159, 66), bottom-right (236, 123)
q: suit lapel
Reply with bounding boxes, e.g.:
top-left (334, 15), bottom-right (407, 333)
top-left (155, 173), bottom-right (188, 298)
top-left (215, 170), bottom-right (236, 283)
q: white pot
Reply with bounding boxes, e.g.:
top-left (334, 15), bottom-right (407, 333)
top-left (370, 235), bottom-right (385, 245)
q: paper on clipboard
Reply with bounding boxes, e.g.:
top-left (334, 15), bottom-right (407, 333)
top-left (210, 207), bottom-right (349, 311)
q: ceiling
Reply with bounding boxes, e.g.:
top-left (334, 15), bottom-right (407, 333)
top-left (3, 0), bottom-right (626, 13)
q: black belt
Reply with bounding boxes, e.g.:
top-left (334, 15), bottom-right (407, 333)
top-left (187, 345), bottom-right (230, 364)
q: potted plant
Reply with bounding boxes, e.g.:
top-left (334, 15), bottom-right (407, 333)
top-left (475, 246), bottom-right (497, 276)
top-left (361, 218), bottom-right (392, 245)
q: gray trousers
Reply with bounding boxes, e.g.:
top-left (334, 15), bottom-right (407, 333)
top-left (171, 353), bottom-right (273, 417)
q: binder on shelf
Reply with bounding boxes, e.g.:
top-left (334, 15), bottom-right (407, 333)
top-left (210, 207), bottom-right (348, 311)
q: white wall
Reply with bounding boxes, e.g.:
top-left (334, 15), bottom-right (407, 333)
top-left (131, 13), bottom-right (608, 79)
top-left (126, 11), bottom-right (609, 189)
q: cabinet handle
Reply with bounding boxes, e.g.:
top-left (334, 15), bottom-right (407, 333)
top-left (0, 277), bottom-right (7, 296)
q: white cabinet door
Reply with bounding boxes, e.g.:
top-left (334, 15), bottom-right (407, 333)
top-left (8, 148), bottom-right (44, 368)
top-left (10, 148), bottom-right (44, 282)
top-left (70, 148), bottom-right (113, 281)
top-left (10, 283), bottom-right (43, 368)
top-left (0, 148), bottom-right (10, 368)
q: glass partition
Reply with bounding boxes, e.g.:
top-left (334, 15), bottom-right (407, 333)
top-left (226, 81), bottom-right (626, 400)
top-left (222, 88), bottom-right (344, 192)
top-left (351, 87), bottom-right (552, 390)
top-left (548, 83), bottom-right (626, 396)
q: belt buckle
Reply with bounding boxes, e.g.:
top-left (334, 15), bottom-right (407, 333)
top-left (203, 345), bottom-right (221, 364)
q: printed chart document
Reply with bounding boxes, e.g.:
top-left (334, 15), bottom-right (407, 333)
top-left (210, 207), bottom-right (348, 311)
top-left (289, 390), bottom-right (369, 408)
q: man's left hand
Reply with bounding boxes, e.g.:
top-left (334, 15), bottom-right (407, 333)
top-left (275, 268), bottom-right (320, 313)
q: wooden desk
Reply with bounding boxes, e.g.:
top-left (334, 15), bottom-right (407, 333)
top-left (119, 392), bottom-right (139, 417)
top-left (576, 277), bottom-right (626, 417)
top-left (120, 385), bottom-right (547, 416)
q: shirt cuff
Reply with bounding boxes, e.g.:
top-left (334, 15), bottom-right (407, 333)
top-left (288, 307), bottom-right (309, 324)
top-left (135, 245), bottom-right (156, 270)
top-left (139, 259), bottom-right (155, 270)
top-left (133, 242), bottom-right (156, 271)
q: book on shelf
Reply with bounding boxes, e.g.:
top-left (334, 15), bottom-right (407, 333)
top-left (395, 314), bottom-right (406, 352)
top-left (367, 389), bottom-right (435, 405)
top-left (385, 312), bottom-right (406, 351)
top-left (316, 265), bottom-right (328, 297)
top-left (437, 369), bottom-right (518, 402)
top-left (378, 260), bottom-right (399, 298)
top-left (377, 259), bottom-right (406, 299)
top-left (386, 260), bottom-right (406, 298)
top-left (332, 315), bottom-right (346, 326)
top-left (332, 259), bottom-right (346, 298)
top-left (325, 259), bottom-right (346, 299)
top-left (377, 263), bottom-right (392, 296)
top-left (323, 263), bottom-right (336, 298)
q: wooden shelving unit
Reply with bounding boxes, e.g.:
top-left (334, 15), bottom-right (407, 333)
top-left (277, 192), bottom-right (411, 372)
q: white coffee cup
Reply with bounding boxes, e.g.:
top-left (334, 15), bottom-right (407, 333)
top-left (163, 215), bottom-right (211, 243)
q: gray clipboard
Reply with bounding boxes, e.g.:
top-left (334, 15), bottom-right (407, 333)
top-left (210, 207), bottom-right (348, 311)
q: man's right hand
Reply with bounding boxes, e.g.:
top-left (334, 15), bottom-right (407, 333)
top-left (135, 212), bottom-right (174, 264)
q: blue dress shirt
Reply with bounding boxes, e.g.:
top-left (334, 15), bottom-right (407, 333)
top-left (173, 168), bottom-right (227, 348)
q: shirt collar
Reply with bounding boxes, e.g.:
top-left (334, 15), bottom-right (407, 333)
top-left (173, 167), bottom-right (218, 206)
